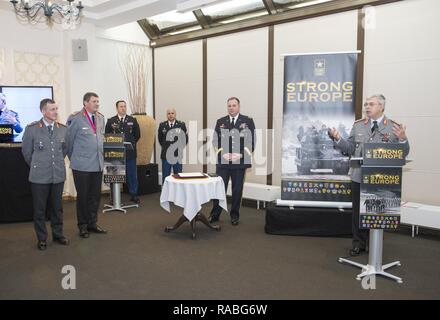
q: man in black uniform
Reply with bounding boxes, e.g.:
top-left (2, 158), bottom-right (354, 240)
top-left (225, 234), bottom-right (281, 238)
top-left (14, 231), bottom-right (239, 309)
top-left (209, 97), bottom-right (256, 226)
top-left (105, 100), bottom-right (141, 203)
top-left (157, 108), bottom-right (188, 184)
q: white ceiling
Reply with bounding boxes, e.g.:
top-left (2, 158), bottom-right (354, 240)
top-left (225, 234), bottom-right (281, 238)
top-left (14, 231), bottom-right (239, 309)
top-left (0, 0), bottom-right (225, 28)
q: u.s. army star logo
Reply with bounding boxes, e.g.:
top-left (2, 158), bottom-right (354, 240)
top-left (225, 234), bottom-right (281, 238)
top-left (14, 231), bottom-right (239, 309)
top-left (314, 59), bottom-right (326, 76)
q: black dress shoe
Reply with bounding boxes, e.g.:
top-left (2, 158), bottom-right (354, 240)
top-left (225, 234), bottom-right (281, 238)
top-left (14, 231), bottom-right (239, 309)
top-left (208, 214), bottom-right (219, 223)
top-left (53, 236), bottom-right (70, 245)
top-left (349, 247), bottom-right (366, 256)
top-left (130, 196), bottom-right (140, 204)
top-left (88, 225), bottom-right (107, 234)
top-left (79, 228), bottom-right (89, 238)
top-left (231, 219), bottom-right (239, 226)
top-left (37, 240), bottom-right (47, 250)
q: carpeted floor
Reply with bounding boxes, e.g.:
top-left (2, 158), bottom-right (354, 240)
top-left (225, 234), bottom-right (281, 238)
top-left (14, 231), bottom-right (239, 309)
top-left (1, 192), bottom-right (439, 300)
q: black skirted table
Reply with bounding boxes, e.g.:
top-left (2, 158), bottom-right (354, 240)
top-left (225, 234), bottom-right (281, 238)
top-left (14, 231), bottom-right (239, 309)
top-left (0, 144), bottom-right (33, 223)
top-left (265, 203), bottom-right (352, 237)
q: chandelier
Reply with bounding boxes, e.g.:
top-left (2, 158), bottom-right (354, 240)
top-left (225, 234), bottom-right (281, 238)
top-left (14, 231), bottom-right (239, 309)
top-left (10, 0), bottom-right (84, 27)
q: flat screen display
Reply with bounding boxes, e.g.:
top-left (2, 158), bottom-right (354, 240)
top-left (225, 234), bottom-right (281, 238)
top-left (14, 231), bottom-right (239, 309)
top-left (0, 86), bottom-right (54, 142)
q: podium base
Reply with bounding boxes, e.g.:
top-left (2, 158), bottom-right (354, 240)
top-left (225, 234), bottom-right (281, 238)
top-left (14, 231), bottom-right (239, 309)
top-left (103, 203), bottom-right (139, 214)
top-left (338, 257), bottom-right (402, 283)
top-left (102, 183), bottom-right (139, 213)
top-left (338, 229), bottom-right (403, 283)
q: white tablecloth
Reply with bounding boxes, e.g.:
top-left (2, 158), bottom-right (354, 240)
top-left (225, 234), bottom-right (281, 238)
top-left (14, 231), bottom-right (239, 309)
top-left (160, 176), bottom-right (227, 221)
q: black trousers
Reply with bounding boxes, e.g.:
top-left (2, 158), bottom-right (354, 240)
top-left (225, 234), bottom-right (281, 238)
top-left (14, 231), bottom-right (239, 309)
top-left (352, 182), bottom-right (369, 249)
top-left (211, 166), bottom-right (246, 220)
top-left (31, 182), bottom-right (64, 241)
top-left (72, 170), bottom-right (102, 229)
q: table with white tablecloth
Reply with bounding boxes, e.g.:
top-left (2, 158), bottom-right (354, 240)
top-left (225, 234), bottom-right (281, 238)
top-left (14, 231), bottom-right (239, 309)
top-left (160, 175), bottom-right (227, 238)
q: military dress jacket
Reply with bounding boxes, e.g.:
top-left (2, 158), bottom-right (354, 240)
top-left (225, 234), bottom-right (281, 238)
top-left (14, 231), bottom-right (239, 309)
top-left (157, 120), bottom-right (188, 161)
top-left (213, 114), bottom-right (256, 169)
top-left (334, 116), bottom-right (410, 183)
top-left (21, 118), bottom-right (67, 184)
top-left (66, 109), bottom-right (105, 172)
top-left (105, 115), bottom-right (141, 160)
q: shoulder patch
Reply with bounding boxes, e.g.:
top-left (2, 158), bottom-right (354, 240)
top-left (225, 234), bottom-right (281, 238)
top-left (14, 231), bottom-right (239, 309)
top-left (354, 118), bottom-right (366, 124)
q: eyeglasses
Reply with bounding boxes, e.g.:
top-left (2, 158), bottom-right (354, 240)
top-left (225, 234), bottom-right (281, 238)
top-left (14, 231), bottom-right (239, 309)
top-left (363, 102), bottom-right (380, 107)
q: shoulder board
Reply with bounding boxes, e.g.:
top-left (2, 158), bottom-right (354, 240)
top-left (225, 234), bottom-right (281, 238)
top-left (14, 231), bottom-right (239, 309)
top-left (57, 122), bottom-right (67, 127)
top-left (27, 121), bottom-right (39, 127)
top-left (96, 111), bottom-right (104, 117)
top-left (389, 119), bottom-right (400, 126)
top-left (67, 112), bottom-right (80, 125)
top-left (354, 118), bottom-right (367, 124)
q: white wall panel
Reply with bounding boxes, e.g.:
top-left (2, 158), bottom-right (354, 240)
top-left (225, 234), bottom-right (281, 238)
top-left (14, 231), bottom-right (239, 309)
top-left (364, 0), bottom-right (440, 205)
top-left (155, 41), bottom-right (203, 173)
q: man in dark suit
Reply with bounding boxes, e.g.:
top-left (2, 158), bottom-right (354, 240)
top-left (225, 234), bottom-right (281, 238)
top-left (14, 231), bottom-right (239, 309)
top-left (21, 98), bottom-right (69, 250)
top-left (157, 108), bottom-right (188, 184)
top-left (66, 92), bottom-right (107, 238)
top-left (209, 97), bottom-right (256, 226)
top-left (105, 100), bottom-right (141, 203)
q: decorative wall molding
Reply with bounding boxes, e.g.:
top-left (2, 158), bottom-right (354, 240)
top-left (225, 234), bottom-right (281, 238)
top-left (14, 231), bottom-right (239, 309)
top-left (14, 51), bottom-right (61, 94)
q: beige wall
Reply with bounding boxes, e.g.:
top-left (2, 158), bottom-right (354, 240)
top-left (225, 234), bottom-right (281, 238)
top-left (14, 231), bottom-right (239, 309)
top-left (155, 41), bottom-right (204, 173)
top-left (363, 0), bottom-right (440, 205)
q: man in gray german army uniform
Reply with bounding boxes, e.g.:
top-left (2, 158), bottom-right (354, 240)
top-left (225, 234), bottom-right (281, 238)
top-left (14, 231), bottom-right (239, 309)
top-left (66, 92), bottom-right (107, 238)
top-left (328, 94), bottom-right (410, 256)
top-left (22, 98), bottom-right (69, 250)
